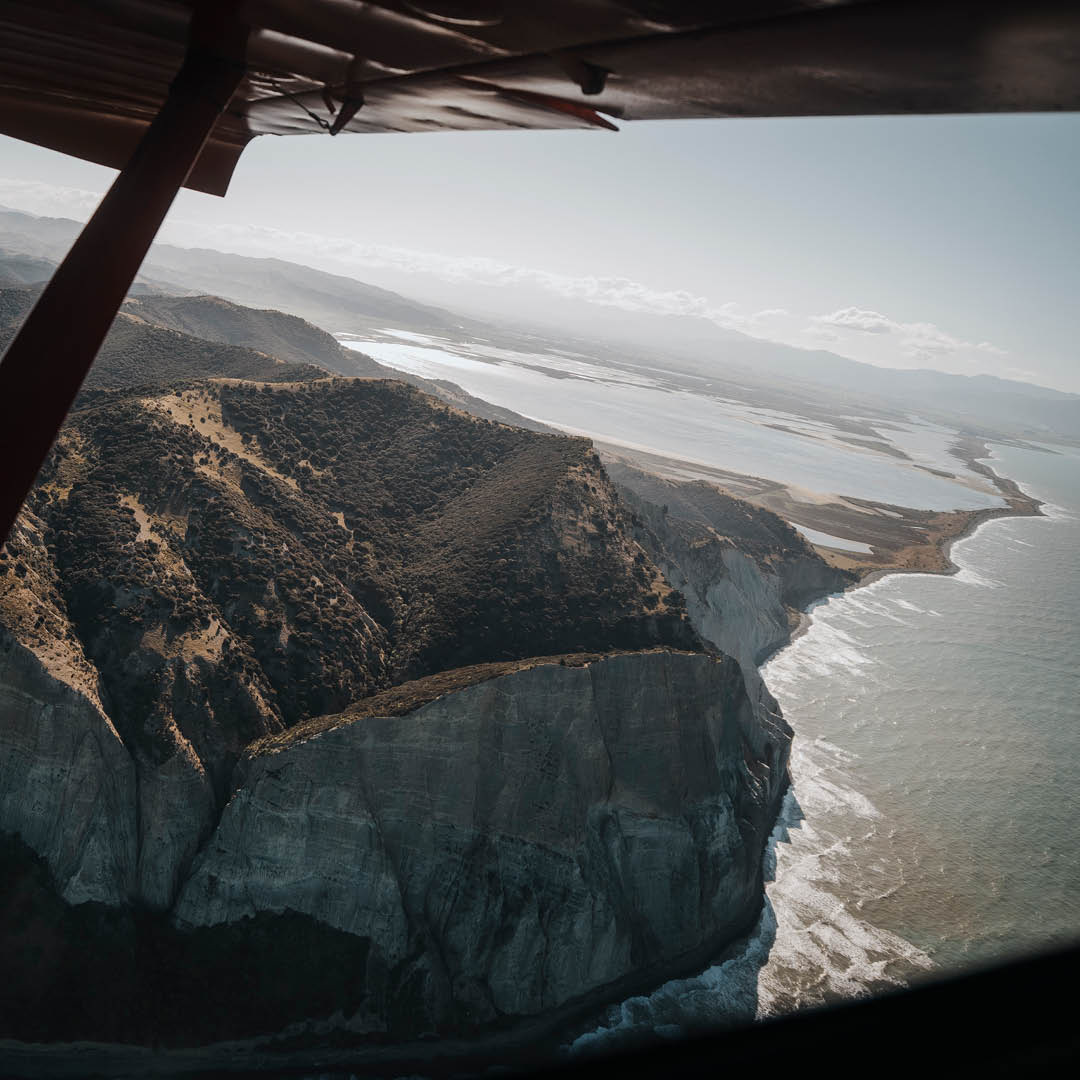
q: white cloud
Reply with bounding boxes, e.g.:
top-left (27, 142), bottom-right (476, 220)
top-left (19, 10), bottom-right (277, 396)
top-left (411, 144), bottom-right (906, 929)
top-left (0, 179), bottom-right (1015, 382)
top-left (0, 178), bottom-right (102, 220)
top-left (809, 306), bottom-right (1007, 363)
top-left (0, 182), bottom-right (788, 335)
top-left (802, 325), bottom-right (841, 343)
top-left (812, 307), bottom-right (895, 334)
top-left (154, 219), bottom-right (802, 336)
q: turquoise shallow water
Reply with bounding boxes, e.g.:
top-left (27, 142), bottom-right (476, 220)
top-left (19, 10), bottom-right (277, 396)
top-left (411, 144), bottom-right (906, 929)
top-left (570, 441), bottom-right (1080, 1051)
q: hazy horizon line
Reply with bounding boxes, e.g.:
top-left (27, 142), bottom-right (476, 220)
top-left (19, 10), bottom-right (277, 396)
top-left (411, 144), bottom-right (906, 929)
top-left (0, 193), bottom-right (1074, 399)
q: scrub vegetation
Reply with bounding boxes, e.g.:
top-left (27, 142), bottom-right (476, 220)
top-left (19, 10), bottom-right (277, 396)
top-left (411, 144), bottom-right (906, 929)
top-left (2, 349), bottom-right (695, 799)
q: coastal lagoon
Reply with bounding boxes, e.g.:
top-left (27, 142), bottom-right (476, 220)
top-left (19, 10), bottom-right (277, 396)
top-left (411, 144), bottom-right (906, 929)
top-left (569, 442), bottom-right (1080, 1050)
top-left (341, 337), bottom-right (1003, 511)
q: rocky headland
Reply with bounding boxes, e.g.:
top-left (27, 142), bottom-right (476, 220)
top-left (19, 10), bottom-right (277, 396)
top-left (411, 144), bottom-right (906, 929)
top-left (0, 291), bottom-right (852, 1070)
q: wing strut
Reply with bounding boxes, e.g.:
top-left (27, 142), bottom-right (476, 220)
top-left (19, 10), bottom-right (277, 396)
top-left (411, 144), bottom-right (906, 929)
top-left (0, 5), bottom-right (248, 549)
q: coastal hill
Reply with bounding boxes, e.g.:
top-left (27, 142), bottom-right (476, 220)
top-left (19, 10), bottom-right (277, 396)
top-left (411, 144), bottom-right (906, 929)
top-left (0, 207), bottom-right (473, 336)
top-left (0, 285), bottom-right (328, 391)
top-left (0, 363), bottom-right (758, 1051)
top-left (0, 354), bottom-right (736, 1050)
top-left (3, 375), bottom-right (692, 794)
top-left (119, 292), bottom-right (383, 373)
top-left (0, 283), bottom-right (837, 1056)
top-left (114, 290), bottom-right (556, 431)
top-left (1, 282), bottom-right (556, 433)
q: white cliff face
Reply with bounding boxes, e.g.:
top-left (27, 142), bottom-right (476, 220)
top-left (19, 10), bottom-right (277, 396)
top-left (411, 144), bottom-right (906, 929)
top-left (174, 651), bottom-right (788, 1029)
top-left (0, 632), bottom-right (224, 913)
top-left (0, 629), bottom-right (137, 906)
top-left (611, 477), bottom-right (850, 731)
top-left (668, 546), bottom-right (791, 673)
top-left (0, 630), bottom-right (788, 1040)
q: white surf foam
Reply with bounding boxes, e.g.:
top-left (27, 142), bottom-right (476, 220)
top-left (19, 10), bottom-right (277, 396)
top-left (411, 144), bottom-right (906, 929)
top-left (893, 599), bottom-right (925, 613)
top-left (954, 564), bottom-right (1005, 589)
top-left (565, 730), bottom-right (932, 1056)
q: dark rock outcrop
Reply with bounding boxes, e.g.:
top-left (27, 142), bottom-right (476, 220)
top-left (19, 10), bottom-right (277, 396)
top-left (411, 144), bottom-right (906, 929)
top-left (0, 648), bottom-right (787, 1048)
top-left (174, 651), bottom-right (787, 1036)
top-left (0, 364), bottom-right (796, 1054)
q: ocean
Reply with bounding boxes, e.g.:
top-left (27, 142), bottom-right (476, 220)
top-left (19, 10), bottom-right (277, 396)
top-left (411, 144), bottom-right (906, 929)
top-left (569, 441), bottom-right (1080, 1052)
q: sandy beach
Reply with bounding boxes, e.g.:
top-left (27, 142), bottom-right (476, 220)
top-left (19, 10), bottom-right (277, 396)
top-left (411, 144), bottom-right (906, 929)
top-left (600, 437), bottom-right (1044, 587)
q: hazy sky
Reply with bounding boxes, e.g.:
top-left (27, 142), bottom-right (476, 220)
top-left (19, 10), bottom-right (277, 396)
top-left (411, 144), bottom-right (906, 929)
top-left (1, 112), bottom-right (1078, 391)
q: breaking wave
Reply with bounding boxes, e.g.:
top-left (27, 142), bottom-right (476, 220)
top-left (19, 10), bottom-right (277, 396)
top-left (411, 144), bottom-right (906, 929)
top-left (566, 693), bottom-right (931, 1058)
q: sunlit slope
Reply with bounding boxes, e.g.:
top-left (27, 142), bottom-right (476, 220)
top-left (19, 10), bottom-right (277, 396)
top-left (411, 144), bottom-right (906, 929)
top-left (113, 289), bottom-right (557, 431)
top-left (0, 286), bottom-right (324, 390)
top-left (3, 377), bottom-right (693, 787)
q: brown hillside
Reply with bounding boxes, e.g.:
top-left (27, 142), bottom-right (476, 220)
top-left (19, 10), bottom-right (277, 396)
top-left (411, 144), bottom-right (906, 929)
top-left (120, 293), bottom-right (383, 375)
top-left (0, 286), bottom-right (322, 395)
top-left (2, 377), bottom-right (695, 796)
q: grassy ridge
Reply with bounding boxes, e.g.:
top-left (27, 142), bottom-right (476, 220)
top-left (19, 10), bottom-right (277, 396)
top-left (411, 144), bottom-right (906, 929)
top-left (3, 375), bottom-right (695, 795)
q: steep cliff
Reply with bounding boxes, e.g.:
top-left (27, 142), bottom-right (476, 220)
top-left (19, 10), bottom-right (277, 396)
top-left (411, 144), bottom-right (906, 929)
top-left (178, 652), bottom-right (788, 1028)
top-left (610, 465), bottom-right (853, 674)
top-left (0, 351), bottom-right (793, 1055)
top-left (0, 511), bottom-right (137, 907)
top-left (0, 376), bottom-right (692, 919)
top-left (0, 630), bottom-right (137, 908)
top-left (0, 649), bottom-right (787, 1047)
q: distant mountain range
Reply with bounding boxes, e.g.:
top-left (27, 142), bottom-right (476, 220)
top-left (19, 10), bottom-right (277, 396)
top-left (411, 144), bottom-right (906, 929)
top-left (0, 206), bottom-right (469, 334)
top-left (1, 205), bottom-right (1076, 444)
top-left (0, 281), bottom-right (554, 433)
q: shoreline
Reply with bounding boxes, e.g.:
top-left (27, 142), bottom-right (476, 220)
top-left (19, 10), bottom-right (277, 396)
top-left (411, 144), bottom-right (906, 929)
top-left (766, 439), bottom-right (1043, 659)
top-left (563, 437), bottom-right (1051, 1043)
top-left (854, 438), bottom-right (1043, 587)
top-left (600, 435), bottom-right (1044, 586)
top-left (752, 437), bottom-right (1068, 1018)
top-left (778, 437), bottom-right (1041, 591)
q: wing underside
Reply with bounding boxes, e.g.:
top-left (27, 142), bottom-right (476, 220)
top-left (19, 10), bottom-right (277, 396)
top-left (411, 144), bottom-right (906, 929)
top-left (0, 0), bottom-right (1078, 196)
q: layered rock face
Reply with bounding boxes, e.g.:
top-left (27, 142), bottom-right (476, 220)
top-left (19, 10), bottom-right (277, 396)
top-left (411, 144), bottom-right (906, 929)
top-left (174, 650), bottom-right (788, 1033)
top-left (611, 467), bottom-right (853, 673)
top-left (0, 647), bottom-right (787, 1046)
top-left (0, 630), bottom-right (136, 907)
top-left (0, 355), bottom-right (794, 1049)
top-left (610, 467), bottom-right (852, 742)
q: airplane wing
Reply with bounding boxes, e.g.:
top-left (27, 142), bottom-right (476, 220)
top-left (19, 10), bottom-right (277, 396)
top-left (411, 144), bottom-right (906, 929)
top-left (1, 0), bottom-right (1079, 545)
top-left (1, 1), bottom-right (1078, 196)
